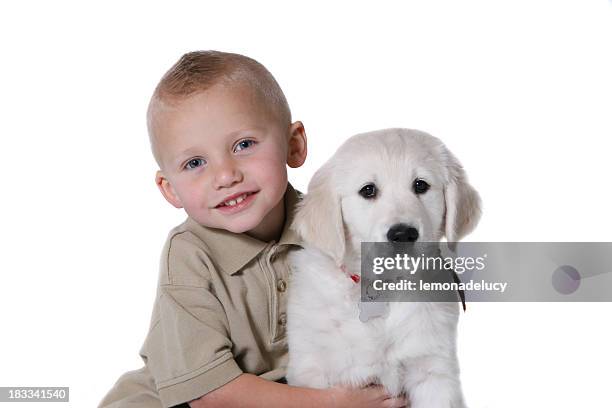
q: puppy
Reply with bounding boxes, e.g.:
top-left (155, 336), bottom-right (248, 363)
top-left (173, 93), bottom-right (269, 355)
top-left (286, 128), bottom-right (481, 408)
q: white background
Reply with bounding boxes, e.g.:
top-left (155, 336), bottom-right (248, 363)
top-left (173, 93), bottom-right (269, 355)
top-left (1, 1), bottom-right (611, 407)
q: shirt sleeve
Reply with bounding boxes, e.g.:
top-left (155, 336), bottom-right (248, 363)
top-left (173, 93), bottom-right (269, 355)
top-left (141, 231), bottom-right (243, 407)
top-left (98, 365), bottom-right (164, 408)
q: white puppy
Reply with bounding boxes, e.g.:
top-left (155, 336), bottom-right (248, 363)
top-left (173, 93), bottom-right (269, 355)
top-left (286, 128), bottom-right (481, 408)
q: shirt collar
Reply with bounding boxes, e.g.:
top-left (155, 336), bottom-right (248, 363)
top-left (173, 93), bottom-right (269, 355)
top-left (185, 183), bottom-right (303, 275)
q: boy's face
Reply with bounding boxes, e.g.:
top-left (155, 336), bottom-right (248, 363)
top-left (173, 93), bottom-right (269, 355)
top-left (151, 83), bottom-right (306, 240)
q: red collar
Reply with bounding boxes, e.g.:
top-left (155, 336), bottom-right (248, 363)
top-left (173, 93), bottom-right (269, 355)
top-left (340, 264), bottom-right (360, 283)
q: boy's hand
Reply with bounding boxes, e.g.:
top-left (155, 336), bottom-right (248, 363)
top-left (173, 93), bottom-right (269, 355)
top-left (329, 384), bottom-right (409, 408)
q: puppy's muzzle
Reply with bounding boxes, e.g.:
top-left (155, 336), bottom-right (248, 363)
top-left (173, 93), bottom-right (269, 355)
top-left (386, 223), bottom-right (419, 242)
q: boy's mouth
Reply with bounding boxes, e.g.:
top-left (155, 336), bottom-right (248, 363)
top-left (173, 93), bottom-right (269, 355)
top-left (215, 191), bottom-right (258, 209)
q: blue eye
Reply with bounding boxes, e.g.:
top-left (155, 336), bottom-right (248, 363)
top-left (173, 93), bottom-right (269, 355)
top-left (234, 139), bottom-right (255, 152)
top-left (185, 158), bottom-right (205, 170)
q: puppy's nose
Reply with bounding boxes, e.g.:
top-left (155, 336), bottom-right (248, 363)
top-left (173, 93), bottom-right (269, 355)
top-left (386, 224), bottom-right (419, 242)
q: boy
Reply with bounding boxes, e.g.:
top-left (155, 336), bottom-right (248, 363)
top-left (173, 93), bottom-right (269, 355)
top-left (100, 51), bottom-right (407, 408)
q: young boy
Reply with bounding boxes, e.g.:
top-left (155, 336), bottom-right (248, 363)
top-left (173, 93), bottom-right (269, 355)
top-left (99, 51), bottom-right (407, 408)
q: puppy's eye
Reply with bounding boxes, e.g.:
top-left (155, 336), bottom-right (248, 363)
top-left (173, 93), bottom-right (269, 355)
top-left (359, 183), bottom-right (377, 199)
top-left (413, 179), bottom-right (430, 194)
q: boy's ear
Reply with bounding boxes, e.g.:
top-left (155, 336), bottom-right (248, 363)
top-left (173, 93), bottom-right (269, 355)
top-left (286, 121), bottom-right (307, 168)
top-left (155, 171), bottom-right (183, 209)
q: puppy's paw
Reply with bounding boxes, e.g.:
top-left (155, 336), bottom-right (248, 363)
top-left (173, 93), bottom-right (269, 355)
top-left (408, 375), bottom-right (467, 408)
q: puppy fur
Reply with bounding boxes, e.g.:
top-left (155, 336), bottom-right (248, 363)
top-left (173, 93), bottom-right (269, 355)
top-left (286, 128), bottom-right (481, 408)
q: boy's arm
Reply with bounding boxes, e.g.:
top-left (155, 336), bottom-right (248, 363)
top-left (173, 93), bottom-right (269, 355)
top-left (101, 233), bottom-right (241, 408)
top-left (188, 374), bottom-right (408, 408)
top-left (188, 374), bottom-right (330, 408)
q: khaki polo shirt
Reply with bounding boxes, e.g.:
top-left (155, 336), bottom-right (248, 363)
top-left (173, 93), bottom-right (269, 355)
top-left (100, 185), bottom-right (302, 408)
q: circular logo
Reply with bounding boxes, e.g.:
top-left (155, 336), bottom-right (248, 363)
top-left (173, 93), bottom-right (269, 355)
top-left (552, 265), bottom-right (581, 295)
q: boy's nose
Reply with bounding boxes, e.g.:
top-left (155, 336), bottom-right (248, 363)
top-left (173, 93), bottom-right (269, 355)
top-left (213, 161), bottom-right (243, 189)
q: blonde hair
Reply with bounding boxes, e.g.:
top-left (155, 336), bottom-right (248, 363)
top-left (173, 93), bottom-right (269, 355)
top-left (147, 51), bottom-right (291, 165)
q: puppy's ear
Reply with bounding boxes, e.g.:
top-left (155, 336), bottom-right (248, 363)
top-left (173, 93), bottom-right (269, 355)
top-left (444, 160), bottom-right (482, 246)
top-left (292, 163), bottom-right (345, 265)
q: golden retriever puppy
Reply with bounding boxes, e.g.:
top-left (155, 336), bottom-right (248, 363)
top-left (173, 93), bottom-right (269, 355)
top-left (286, 128), bottom-right (481, 408)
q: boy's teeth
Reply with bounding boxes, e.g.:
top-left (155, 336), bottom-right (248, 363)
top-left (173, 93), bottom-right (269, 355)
top-left (224, 193), bottom-right (248, 207)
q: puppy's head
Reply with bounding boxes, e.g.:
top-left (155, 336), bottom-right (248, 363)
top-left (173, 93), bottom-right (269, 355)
top-left (292, 128), bottom-right (481, 263)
